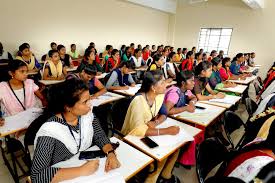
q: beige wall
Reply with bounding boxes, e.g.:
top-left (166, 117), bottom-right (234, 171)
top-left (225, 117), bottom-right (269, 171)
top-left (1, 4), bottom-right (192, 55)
top-left (0, 0), bottom-right (170, 59)
top-left (174, 0), bottom-right (275, 78)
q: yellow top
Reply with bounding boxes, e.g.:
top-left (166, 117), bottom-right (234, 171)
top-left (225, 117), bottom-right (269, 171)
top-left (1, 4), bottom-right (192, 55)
top-left (175, 53), bottom-right (182, 62)
top-left (121, 94), bottom-right (165, 137)
top-left (257, 115), bottom-right (275, 139)
top-left (16, 55), bottom-right (35, 70)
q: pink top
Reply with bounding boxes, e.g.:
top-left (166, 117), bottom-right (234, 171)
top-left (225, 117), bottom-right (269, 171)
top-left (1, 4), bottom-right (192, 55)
top-left (164, 86), bottom-right (193, 104)
top-left (219, 67), bottom-right (232, 81)
top-left (0, 79), bottom-right (39, 117)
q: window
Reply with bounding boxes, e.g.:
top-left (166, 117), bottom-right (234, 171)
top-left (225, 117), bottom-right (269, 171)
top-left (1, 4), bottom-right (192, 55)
top-left (198, 28), bottom-right (233, 55)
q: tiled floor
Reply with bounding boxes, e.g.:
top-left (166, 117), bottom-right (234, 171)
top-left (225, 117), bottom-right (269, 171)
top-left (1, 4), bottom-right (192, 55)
top-left (0, 91), bottom-right (251, 183)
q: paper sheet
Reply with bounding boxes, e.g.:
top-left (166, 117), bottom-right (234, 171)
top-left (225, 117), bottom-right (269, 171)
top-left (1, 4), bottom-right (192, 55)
top-left (209, 96), bottom-right (237, 104)
top-left (115, 84), bottom-right (141, 95)
top-left (223, 85), bottom-right (247, 93)
top-left (91, 93), bottom-right (124, 107)
top-left (149, 120), bottom-right (194, 146)
top-left (56, 157), bottom-right (125, 183)
top-left (0, 108), bottom-right (43, 135)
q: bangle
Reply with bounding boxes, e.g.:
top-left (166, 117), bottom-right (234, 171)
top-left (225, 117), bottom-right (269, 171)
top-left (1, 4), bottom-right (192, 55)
top-left (157, 129), bottom-right (160, 136)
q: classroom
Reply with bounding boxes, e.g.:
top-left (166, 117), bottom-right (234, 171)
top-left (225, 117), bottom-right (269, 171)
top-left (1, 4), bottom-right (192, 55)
top-left (0, 0), bottom-right (274, 182)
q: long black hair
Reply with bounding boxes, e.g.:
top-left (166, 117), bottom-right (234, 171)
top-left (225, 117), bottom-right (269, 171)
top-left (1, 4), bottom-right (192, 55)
top-left (138, 70), bottom-right (163, 93)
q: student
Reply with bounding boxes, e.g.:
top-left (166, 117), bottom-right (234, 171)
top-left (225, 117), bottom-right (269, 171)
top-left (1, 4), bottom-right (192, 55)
top-left (121, 70), bottom-right (181, 183)
top-left (78, 50), bottom-right (103, 73)
top-left (199, 48), bottom-right (204, 54)
top-left (130, 43), bottom-right (135, 55)
top-left (68, 44), bottom-right (81, 59)
top-left (209, 57), bottom-right (236, 90)
top-left (164, 71), bottom-right (197, 115)
top-left (162, 48), bottom-right (169, 63)
top-left (194, 52), bottom-right (203, 66)
top-left (31, 78), bottom-right (120, 183)
top-left (179, 51), bottom-right (194, 71)
top-left (121, 46), bottom-right (131, 62)
top-left (41, 42), bottom-right (57, 62)
top-left (129, 48), bottom-right (145, 68)
top-left (57, 45), bottom-right (72, 68)
top-left (0, 42), bottom-right (13, 60)
top-left (147, 54), bottom-right (164, 71)
top-left (50, 42), bottom-right (57, 50)
top-left (67, 65), bottom-right (107, 98)
top-left (151, 45), bottom-right (157, 56)
top-left (137, 44), bottom-right (142, 50)
top-left (202, 52), bottom-right (208, 62)
top-left (106, 62), bottom-right (135, 90)
top-left (42, 50), bottom-right (67, 80)
top-left (105, 49), bottom-right (120, 73)
top-left (142, 47), bottom-right (150, 62)
top-left (182, 48), bottom-right (188, 59)
top-left (16, 43), bottom-right (41, 71)
top-left (165, 52), bottom-right (179, 79)
top-left (0, 60), bottom-right (45, 118)
top-left (175, 48), bottom-right (183, 62)
top-left (119, 45), bottom-right (126, 57)
top-left (223, 121), bottom-right (275, 182)
top-left (219, 57), bottom-right (243, 81)
top-left (230, 53), bottom-right (246, 75)
top-left (191, 46), bottom-right (196, 53)
top-left (217, 50), bottom-right (224, 59)
top-left (249, 52), bottom-right (256, 67)
top-left (193, 61), bottom-right (225, 101)
top-left (208, 50), bottom-right (218, 61)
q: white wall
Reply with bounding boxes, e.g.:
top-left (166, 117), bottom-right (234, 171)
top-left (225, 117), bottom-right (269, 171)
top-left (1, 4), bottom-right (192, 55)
top-left (174, 0), bottom-right (274, 78)
top-left (0, 0), bottom-right (170, 59)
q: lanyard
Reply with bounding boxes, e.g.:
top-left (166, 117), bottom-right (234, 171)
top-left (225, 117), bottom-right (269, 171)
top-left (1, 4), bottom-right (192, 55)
top-left (8, 81), bottom-right (26, 110)
top-left (145, 93), bottom-right (156, 119)
top-left (61, 113), bottom-right (81, 153)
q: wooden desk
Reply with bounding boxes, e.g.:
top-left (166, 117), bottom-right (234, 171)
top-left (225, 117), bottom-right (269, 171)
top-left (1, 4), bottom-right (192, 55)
top-left (55, 137), bottom-right (153, 182)
top-left (91, 92), bottom-right (125, 107)
top-left (199, 94), bottom-right (241, 109)
top-left (172, 102), bottom-right (226, 127)
top-left (217, 84), bottom-right (248, 94)
top-left (123, 118), bottom-right (201, 162)
top-left (39, 80), bottom-right (65, 86)
top-left (228, 75), bottom-right (257, 85)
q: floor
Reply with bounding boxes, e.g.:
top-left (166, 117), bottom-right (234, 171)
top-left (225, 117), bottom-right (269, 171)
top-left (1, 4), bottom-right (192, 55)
top-left (0, 85), bottom-right (253, 183)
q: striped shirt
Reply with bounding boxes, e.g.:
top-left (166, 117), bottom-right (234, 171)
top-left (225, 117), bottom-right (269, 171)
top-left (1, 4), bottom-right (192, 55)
top-left (31, 115), bottom-right (110, 183)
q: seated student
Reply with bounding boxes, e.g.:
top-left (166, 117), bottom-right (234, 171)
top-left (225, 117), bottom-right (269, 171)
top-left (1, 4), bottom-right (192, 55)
top-left (164, 71), bottom-right (197, 115)
top-left (194, 52), bottom-right (203, 66)
top-left (121, 46), bottom-right (131, 62)
top-left (78, 50), bottom-right (103, 74)
top-left (217, 50), bottom-right (224, 59)
top-left (248, 52), bottom-right (256, 67)
top-left (202, 52), bottom-right (208, 62)
top-left (106, 62), bottom-right (135, 90)
top-left (31, 78), bottom-right (120, 183)
top-left (193, 61), bottom-right (225, 101)
top-left (179, 51), bottom-right (194, 71)
top-left (230, 53), bottom-right (247, 75)
top-left (0, 42), bottom-right (13, 60)
top-left (121, 70), bottom-right (181, 183)
top-left (223, 121), bottom-right (275, 183)
top-left (67, 65), bottom-right (107, 98)
top-left (147, 54), bottom-right (165, 71)
top-left (175, 48), bottom-right (183, 62)
top-left (68, 44), bottom-right (81, 59)
top-left (142, 47), bottom-right (150, 62)
top-left (16, 43), bottom-right (41, 71)
top-left (164, 52), bottom-right (180, 80)
top-left (57, 44), bottom-right (72, 68)
top-left (0, 60), bottom-right (45, 126)
top-left (84, 46), bottom-right (101, 64)
top-left (209, 57), bottom-right (236, 90)
top-left (129, 48), bottom-right (145, 68)
top-left (182, 48), bottom-right (188, 59)
top-left (219, 57), bottom-right (244, 81)
top-left (105, 49), bottom-right (120, 73)
top-left (42, 50), bottom-right (67, 80)
top-left (102, 45), bottom-right (113, 63)
top-left (208, 50), bottom-right (218, 62)
top-left (119, 45), bottom-right (126, 57)
top-left (41, 42), bottom-right (57, 62)
top-left (161, 48), bottom-right (169, 63)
